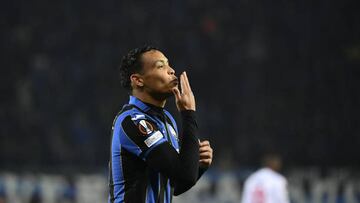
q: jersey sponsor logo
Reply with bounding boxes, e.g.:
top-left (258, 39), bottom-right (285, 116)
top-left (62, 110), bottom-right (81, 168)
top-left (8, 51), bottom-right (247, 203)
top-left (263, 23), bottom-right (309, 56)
top-left (138, 120), bottom-right (154, 135)
top-left (144, 131), bottom-right (163, 147)
top-left (131, 114), bottom-right (145, 121)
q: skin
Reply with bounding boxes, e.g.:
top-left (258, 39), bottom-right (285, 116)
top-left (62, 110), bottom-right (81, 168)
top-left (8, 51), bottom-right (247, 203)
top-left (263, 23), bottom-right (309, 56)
top-left (264, 156), bottom-right (282, 172)
top-left (130, 50), bottom-right (213, 168)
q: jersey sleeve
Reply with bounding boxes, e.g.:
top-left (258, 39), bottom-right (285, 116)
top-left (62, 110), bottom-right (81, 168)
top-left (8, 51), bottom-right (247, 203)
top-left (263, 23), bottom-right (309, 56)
top-left (117, 112), bottom-right (167, 160)
top-left (147, 110), bottom-right (200, 196)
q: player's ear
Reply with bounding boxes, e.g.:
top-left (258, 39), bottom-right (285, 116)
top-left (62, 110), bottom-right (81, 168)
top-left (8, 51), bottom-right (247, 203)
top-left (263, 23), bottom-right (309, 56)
top-left (130, 73), bottom-right (144, 88)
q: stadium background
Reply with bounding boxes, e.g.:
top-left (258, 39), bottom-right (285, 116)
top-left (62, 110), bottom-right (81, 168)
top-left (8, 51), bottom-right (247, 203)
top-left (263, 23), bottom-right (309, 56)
top-left (1, 0), bottom-right (359, 202)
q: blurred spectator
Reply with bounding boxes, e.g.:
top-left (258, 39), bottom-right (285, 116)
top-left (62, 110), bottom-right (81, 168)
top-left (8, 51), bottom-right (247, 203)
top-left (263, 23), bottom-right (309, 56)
top-left (241, 153), bottom-right (289, 203)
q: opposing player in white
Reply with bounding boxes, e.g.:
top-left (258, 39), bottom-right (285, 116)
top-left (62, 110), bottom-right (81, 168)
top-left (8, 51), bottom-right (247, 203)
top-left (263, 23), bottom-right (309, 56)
top-left (241, 154), bottom-right (289, 203)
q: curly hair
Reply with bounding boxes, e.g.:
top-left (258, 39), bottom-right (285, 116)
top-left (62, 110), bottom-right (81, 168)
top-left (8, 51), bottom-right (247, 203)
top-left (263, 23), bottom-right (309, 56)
top-left (119, 45), bottom-right (158, 90)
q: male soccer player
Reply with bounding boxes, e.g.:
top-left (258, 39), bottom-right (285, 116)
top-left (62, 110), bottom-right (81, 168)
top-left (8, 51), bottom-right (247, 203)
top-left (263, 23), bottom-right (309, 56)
top-left (108, 46), bottom-right (213, 203)
top-left (241, 153), bottom-right (289, 203)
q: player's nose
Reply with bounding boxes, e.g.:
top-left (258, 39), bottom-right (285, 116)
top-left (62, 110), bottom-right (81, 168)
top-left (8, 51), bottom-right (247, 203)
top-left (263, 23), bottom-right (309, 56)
top-left (168, 66), bottom-right (175, 75)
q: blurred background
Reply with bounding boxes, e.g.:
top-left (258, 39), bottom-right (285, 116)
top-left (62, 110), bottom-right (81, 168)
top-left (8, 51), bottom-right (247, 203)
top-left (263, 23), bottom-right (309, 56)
top-left (1, 0), bottom-right (360, 202)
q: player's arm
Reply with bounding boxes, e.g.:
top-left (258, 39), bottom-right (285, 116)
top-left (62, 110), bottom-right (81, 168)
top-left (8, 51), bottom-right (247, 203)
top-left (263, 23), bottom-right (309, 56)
top-left (146, 110), bottom-right (199, 195)
top-left (147, 119), bottom-right (214, 195)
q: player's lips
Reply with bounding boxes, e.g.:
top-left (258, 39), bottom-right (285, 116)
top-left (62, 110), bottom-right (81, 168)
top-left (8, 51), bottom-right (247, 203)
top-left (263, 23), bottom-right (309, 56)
top-left (171, 78), bottom-right (178, 85)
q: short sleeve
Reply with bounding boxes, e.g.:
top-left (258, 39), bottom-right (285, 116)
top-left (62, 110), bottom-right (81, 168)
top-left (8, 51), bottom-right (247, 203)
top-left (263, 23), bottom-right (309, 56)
top-left (118, 113), bottom-right (167, 160)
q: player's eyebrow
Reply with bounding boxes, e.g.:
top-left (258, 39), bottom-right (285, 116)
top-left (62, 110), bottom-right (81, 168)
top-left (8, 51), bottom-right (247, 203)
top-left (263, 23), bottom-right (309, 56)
top-left (154, 59), bottom-right (169, 66)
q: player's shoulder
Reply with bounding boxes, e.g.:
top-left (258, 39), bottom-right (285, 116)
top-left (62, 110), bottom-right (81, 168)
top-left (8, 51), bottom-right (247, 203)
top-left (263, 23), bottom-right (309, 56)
top-left (245, 168), bottom-right (287, 186)
top-left (274, 172), bottom-right (287, 184)
top-left (261, 168), bottom-right (287, 183)
top-left (114, 106), bottom-right (159, 133)
top-left (247, 168), bottom-right (282, 179)
top-left (115, 106), bottom-right (150, 123)
top-left (246, 168), bottom-right (263, 180)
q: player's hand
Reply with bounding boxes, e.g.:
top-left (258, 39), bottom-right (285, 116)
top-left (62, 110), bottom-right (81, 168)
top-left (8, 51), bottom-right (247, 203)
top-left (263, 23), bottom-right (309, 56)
top-left (172, 71), bottom-right (196, 111)
top-left (199, 140), bottom-right (213, 168)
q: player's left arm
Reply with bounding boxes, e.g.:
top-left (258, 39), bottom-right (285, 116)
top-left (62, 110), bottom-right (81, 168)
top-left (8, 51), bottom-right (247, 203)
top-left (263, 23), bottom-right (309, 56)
top-left (173, 140), bottom-right (213, 195)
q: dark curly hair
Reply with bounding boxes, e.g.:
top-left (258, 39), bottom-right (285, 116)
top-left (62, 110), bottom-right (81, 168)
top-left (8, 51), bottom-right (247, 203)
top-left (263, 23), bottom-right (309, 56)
top-left (119, 45), bottom-right (159, 91)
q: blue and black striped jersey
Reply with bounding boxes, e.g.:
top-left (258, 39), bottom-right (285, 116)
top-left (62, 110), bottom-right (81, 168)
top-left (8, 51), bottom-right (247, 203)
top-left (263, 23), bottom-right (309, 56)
top-left (108, 96), bottom-right (183, 203)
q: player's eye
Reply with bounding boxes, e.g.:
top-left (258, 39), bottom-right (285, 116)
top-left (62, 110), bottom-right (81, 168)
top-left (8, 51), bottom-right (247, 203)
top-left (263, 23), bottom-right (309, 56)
top-left (156, 62), bottom-right (164, 68)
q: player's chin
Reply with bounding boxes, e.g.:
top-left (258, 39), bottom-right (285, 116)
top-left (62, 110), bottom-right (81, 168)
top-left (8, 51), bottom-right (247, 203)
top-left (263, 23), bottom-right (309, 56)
top-left (160, 84), bottom-right (177, 97)
top-left (164, 89), bottom-right (174, 97)
top-left (162, 87), bottom-right (175, 97)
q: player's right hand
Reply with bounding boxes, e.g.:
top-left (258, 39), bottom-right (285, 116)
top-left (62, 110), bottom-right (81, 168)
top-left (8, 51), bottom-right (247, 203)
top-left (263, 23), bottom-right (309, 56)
top-left (172, 71), bottom-right (196, 111)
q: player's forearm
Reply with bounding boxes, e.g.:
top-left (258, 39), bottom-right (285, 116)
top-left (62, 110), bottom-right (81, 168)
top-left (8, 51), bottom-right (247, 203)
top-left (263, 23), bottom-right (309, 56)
top-left (172, 167), bottom-right (206, 195)
top-left (178, 110), bottom-right (199, 178)
top-left (146, 110), bottom-right (199, 192)
top-left (172, 110), bottom-right (199, 195)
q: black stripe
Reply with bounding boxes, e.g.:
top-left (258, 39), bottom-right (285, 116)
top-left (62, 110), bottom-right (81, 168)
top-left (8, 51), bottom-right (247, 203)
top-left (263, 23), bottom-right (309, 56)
top-left (122, 148), bottom-right (148, 202)
top-left (158, 174), bottom-right (166, 203)
top-left (170, 187), bottom-right (174, 202)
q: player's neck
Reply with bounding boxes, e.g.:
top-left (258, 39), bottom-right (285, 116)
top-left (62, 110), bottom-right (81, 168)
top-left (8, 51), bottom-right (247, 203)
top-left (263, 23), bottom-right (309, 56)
top-left (132, 91), bottom-right (166, 108)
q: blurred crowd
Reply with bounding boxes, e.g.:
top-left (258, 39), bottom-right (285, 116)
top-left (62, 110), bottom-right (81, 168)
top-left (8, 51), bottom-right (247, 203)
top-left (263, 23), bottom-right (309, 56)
top-left (1, 0), bottom-right (360, 170)
top-left (1, 168), bottom-right (360, 203)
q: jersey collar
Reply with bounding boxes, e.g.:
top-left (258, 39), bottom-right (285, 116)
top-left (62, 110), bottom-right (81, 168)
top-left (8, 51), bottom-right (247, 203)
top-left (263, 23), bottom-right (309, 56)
top-left (129, 96), bottom-right (166, 116)
top-left (128, 95), bottom-right (153, 112)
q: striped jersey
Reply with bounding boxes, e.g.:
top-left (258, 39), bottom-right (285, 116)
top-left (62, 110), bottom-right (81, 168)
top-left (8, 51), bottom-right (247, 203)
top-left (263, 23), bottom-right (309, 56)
top-left (109, 96), bottom-right (180, 203)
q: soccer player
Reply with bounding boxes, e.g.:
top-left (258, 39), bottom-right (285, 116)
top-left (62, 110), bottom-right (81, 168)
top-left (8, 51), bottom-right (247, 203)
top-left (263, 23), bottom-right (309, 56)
top-left (108, 46), bottom-right (213, 203)
top-left (241, 153), bottom-right (289, 203)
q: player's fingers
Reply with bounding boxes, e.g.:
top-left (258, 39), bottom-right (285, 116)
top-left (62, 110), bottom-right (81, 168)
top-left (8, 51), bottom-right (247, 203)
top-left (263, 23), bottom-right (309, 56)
top-left (200, 151), bottom-right (210, 157)
top-left (180, 71), bottom-right (189, 94)
top-left (180, 72), bottom-right (186, 94)
top-left (199, 145), bottom-right (212, 153)
top-left (199, 144), bottom-right (210, 150)
top-left (200, 148), bottom-right (213, 158)
top-left (200, 151), bottom-right (212, 158)
top-left (199, 159), bottom-right (212, 164)
top-left (199, 140), bottom-right (210, 147)
top-left (172, 87), bottom-right (181, 100)
top-left (183, 71), bottom-right (192, 93)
